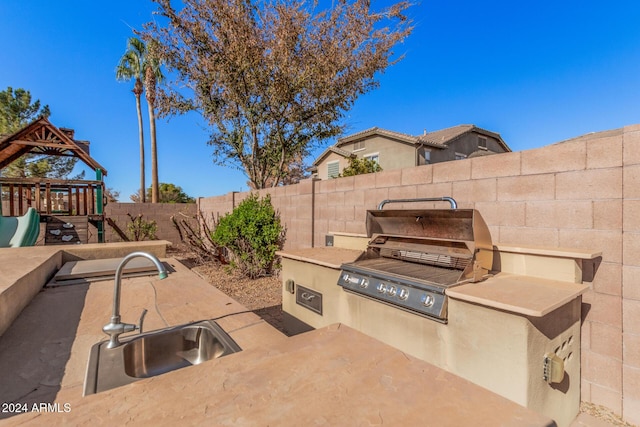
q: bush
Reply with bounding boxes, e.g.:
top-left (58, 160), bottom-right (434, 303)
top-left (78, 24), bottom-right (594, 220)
top-left (172, 210), bottom-right (225, 265)
top-left (212, 194), bottom-right (286, 279)
top-left (126, 213), bottom-right (157, 241)
top-left (340, 157), bottom-right (382, 177)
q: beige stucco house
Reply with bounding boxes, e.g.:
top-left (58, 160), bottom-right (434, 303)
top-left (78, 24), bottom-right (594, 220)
top-left (312, 124), bottom-right (511, 180)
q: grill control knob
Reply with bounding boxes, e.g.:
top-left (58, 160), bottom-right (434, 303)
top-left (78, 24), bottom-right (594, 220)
top-left (360, 278), bottom-right (369, 289)
top-left (398, 288), bottom-right (409, 300)
top-left (343, 274), bottom-right (362, 286)
top-left (387, 285), bottom-right (397, 297)
top-left (377, 283), bottom-right (386, 293)
top-left (421, 294), bottom-right (435, 307)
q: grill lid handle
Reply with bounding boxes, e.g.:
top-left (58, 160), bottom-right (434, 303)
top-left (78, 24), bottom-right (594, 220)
top-left (377, 197), bottom-right (457, 210)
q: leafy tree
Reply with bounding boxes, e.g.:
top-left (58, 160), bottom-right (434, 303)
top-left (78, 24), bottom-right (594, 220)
top-left (0, 87), bottom-right (81, 179)
top-left (130, 182), bottom-right (194, 203)
top-left (116, 37), bottom-right (164, 203)
top-left (246, 152), bottom-right (309, 189)
top-left (0, 87), bottom-right (50, 133)
top-left (2, 155), bottom-right (84, 179)
top-left (142, 0), bottom-right (412, 189)
top-left (340, 157), bottom-right (382, 177)
top-left (105, 187), bottom-right (120, 202)
top-left (280, 152), bottom-right (310, 186)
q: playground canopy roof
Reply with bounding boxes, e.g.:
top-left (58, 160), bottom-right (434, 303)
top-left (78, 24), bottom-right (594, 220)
top-left (0, 117), bottom-right (107, 175)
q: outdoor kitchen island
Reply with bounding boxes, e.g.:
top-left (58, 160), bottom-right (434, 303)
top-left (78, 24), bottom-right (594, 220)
top-left (0, 243), bottom-right (553, 426)
top-left (279, 235), bottom-right (600, 427)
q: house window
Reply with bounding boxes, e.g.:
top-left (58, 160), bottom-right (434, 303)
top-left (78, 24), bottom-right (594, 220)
top-left (422, 150), bottom-right (431, 164)
top-left (327, 161), bottom-right (340, 178)
top-left (455, 152), bottom-right (467, 160)
top-left (364, 153), bottom-right (379, 164)
top-left (478, 136), bottom-right (487, 149)
top-left (353, 140), bottom-right (365, 151)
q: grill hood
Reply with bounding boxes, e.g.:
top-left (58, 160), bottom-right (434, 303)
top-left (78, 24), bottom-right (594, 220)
top-left (365, 209), bottom-right (493, 275)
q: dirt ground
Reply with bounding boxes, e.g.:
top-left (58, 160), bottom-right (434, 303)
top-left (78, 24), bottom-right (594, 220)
top-left (169, 247), bottom-right (635, 427)
top-left (169, 247), bottom-right (288, 335)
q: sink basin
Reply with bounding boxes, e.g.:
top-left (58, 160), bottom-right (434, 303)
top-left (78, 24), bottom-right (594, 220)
top-left (84, 320), bottom-right (241, 395)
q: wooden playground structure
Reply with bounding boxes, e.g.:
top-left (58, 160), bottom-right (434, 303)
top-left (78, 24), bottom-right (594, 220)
top-left (0, 118), bottom-right (108, 244)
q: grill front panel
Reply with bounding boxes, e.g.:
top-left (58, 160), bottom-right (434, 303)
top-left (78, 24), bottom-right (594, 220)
top-left (337, 208), bottom-right (492, 322)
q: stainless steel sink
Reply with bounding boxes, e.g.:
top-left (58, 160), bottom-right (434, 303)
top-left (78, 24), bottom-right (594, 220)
top-left (83, 320), bottom-right (241, 395)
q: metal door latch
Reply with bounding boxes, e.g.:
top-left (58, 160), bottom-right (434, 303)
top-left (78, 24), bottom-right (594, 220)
top-left (543, 353), bottom-right (565, 384)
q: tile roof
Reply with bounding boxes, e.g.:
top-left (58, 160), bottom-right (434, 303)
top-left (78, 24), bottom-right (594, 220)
top-left (312, 145), bottom-right (355, 166)
top-left (553, 127), bottom-right (623, 145)
top-left (313, 124), bottom-right (511, 166)
top-left (418, 124), bottom-right (510, 152)
top-left (337, 127), bottom-right (418, 146)
top-left (418, 124), bottom-right (474, 146)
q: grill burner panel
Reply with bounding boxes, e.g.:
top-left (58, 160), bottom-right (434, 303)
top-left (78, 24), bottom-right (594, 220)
top-left (337, 207), bottom-right (493, 322)
top-left (349, 258), bottom-right (464, 287)
top-left (337, 264), bottom-right (448, 321)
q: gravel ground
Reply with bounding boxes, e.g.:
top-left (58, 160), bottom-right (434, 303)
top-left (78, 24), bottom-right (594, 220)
top-left (170, 247), bottom-right (288, 335)
top-left (170, 247), bottom-right (635, 427)
top-left (579, 403), bottom-right (636, 427)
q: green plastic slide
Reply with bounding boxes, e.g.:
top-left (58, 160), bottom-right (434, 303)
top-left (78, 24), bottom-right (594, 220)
top-left (0, 207), bottom-right (40, 247)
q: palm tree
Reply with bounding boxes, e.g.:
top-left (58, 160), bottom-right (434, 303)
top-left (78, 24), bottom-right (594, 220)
top-left (116, 37), bottom-right (147, 203)
top-left (143, 40), bottom-right (164, 203)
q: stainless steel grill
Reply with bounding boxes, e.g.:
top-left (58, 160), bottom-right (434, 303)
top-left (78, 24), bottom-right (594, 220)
top-left (337, 200), bottom-right (493, 322)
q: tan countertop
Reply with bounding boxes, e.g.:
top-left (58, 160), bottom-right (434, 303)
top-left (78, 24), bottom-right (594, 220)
top-left (447, 272), bottom-right (590, 317)
top-left (3, 322), bottom-right (552, 427)
top-left (494, 243), bottom-right (602, 260)
top-left (0, 241), bottom-right (171, 336)
top-left (0, 254), bottom-right (553, 426)
top-left (0, 258), bottom-right (285, 423)
top-left (277, 247), bottom-right (362, 269)
top-left (279, 247), bottom-right (588, 318)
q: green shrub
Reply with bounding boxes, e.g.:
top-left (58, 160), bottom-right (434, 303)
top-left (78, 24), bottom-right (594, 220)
top-left (340, 157), bottom-right (382, 177)
top-left (212, 194), bottom-right (286, 279)
top-left (126, 213), bottom-right (157, 241)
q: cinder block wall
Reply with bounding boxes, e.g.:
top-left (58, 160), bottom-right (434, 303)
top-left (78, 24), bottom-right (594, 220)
top-left (196, 179), bottom-right (314, 250)
top-left (102, 202), bottom-right (197, 246)
top-left (197, 124), bottom-right (640, 425)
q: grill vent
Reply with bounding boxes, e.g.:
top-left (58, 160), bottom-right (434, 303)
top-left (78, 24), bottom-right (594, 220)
top-left (381, 248), bottom-right (470, 270)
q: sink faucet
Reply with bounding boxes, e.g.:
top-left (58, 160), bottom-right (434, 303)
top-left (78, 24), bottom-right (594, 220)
top-left (103, 252), bottom-right (168, 348)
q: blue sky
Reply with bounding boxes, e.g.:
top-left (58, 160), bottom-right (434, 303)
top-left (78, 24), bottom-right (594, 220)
top-left (1, 1), bottom-right (639, 200)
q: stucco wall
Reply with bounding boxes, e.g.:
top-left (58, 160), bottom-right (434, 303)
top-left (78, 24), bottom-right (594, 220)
top-left (429, 132), bottom-right (503, 162)
top-left (316, 151), bottom-right (352, 180)
top-left (197, 124), bottom-right (640, 425)
top-left (352, 134), bottom-right (416, 170)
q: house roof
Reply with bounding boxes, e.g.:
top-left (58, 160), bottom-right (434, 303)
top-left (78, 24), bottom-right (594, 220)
top-left (313, 124), bottom-right (511, 166)
top-left (337, 127), bottom-right (418, 146)
top-left (417, 124), bottom-right (511, 152)
top-left (313, 127), bottom-right (418, 166)
top-left (0, 117), bottom-right (107, 175)
top-left (312, 145), bottom-right (356, 167)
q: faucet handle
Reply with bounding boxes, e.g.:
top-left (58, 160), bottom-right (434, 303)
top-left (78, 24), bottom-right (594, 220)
top-left (137, 308), bottom-right (148, 334)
